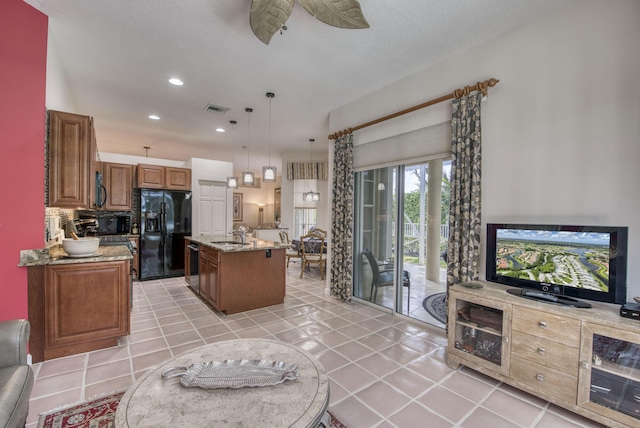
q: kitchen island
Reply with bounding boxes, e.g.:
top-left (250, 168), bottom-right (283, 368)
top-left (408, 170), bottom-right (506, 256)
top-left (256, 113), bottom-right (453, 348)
top-left (185, 236), bottom-right (286, 315)
top-left (19, 246), bottom-right (132, 362)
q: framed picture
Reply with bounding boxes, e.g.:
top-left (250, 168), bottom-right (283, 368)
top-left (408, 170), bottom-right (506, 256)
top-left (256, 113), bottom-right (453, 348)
top-left (274, 188), bottom-right (281, 220)
top-left (233, 193), bottom-right (243, 221)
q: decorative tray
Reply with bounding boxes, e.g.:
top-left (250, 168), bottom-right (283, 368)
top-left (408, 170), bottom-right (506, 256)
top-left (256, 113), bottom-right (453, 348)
top-left (161, 359), bottom-right (298, 389)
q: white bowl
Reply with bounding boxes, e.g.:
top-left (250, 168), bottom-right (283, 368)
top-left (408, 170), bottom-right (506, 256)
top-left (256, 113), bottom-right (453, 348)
top-left (62, 237), bottom-right (100, 256)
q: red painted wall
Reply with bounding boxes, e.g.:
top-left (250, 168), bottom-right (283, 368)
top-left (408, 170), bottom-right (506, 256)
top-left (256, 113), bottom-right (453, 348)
top-left (0, 0), bottom-right (48, 321)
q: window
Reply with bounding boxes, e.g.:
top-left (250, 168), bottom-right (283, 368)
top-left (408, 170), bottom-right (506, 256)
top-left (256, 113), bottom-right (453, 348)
top-left (293, 208), bottom-right (316, 239)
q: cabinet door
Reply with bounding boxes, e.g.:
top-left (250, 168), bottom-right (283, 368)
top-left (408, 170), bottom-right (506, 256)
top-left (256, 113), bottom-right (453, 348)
top-left (137, 164), bottom-right (164, 188)
top-left (166, 167), bottom-right (191, 190)
top-left (578, 322), bottom-right (640, 426)
top-left (48, 110), bottom-right (93, 208)
top-left (104, 162), bottom-right (133, 210)
top-left (448, 290), bottom-right (512, 376)
top-left (45, 262), bottom-right (130, 349)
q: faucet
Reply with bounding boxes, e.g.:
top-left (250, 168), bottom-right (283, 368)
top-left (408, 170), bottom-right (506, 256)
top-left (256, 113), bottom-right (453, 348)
top-left (230, 226), bottom-right (248, 243)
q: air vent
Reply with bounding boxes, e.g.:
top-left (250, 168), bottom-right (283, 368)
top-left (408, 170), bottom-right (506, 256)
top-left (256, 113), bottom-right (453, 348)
top-left (204, 104), bottom-right (230, 114)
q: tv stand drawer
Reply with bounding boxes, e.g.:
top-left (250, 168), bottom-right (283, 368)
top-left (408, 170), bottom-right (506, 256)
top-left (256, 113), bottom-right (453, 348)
top-left (512, 306), bottom-right (580, 346)
top-left (511, 356), bottom-right (578, 403)
top-left (511, 330), bottom-right (579, 376)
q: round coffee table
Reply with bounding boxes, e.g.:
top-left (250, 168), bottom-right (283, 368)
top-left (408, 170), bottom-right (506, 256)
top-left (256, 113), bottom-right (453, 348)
top-left (115, 339), bottom-right (329, 427)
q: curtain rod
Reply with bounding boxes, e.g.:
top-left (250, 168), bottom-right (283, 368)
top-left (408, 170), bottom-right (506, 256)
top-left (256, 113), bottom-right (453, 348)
top-left (328, 78), bottom-right (499, 140)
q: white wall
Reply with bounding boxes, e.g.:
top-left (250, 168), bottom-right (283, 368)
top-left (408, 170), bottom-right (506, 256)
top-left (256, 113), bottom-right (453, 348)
top-left (45, 31), bottom-right (76, 112)
top-left (330, 0), bottom-right (640, 299)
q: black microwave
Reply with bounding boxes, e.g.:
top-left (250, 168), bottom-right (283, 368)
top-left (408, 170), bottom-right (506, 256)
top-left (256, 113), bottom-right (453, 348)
top-left (96, 215), bottom-right (130, 235)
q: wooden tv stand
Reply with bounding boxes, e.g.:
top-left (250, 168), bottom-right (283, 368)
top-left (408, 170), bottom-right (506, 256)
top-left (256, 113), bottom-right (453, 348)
top-left (447, 281), bottom-right (640, 428)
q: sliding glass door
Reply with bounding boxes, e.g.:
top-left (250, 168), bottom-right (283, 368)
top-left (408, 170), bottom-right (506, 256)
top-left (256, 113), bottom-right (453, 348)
top-left (353, 159), bottom-right (451, 326)
top-left (353, 166), bottom-right (408, 313)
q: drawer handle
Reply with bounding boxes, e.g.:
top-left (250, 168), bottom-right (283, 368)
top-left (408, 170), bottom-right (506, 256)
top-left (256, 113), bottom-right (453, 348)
top-left (536, 374), bottom-right (544, 382)
top-left (537, 348), bottom-right (545, 355)
top-left (538, 321), bottom-right (547, 328)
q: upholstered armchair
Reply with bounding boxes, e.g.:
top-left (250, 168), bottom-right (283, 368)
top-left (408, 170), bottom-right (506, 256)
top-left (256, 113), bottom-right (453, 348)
top-left (0, 319), bottom-right (34, 428)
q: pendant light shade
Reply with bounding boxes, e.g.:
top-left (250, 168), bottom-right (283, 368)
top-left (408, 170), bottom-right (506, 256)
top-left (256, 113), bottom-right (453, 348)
top-left (227, 120), bottom-right (239, 188)
top-left (262, 166), bottom-right (276, 181)
top-left (227, 177), bottom-right (238, 188)
top-left (302, 138), bottom-right (320, 202)
top-left (262, 92), bottom-right (277, 183)
top-left (242, 108), bottom-right (255, 185)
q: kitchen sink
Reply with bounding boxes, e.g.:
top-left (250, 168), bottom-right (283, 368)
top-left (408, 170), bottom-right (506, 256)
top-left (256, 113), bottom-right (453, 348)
top-left (210, 241), bottom-right (253, 246)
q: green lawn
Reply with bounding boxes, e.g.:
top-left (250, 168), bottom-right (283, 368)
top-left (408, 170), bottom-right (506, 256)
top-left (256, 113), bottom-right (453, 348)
top-left (403, 255), bottom-right (447, 268)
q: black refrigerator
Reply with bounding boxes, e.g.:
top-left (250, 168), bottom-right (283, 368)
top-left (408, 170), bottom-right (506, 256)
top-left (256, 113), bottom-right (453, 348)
top-left (140, 189), bottom-right (192, 280)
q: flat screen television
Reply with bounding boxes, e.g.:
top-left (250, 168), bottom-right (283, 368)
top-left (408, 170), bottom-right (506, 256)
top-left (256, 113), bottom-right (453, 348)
top-left (486, 223), bottom-right (628, 305)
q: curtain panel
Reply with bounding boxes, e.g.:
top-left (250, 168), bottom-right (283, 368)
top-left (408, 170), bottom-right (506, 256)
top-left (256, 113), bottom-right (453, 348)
top-left (447, 92), bottom-right (482, 288)
top-left (330, 134), bottom-right (354, 301)
top-left (286, 162), bottom-right (328, 180)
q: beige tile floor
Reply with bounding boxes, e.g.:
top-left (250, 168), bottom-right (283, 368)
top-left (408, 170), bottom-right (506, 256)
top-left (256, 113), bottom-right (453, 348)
top-left (26, 268), bottom-right (606, 428)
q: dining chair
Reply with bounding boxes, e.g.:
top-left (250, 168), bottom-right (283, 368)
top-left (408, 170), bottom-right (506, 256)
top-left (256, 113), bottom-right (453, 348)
top-left (362, 249), bottom-right (411, 311)
top-left (279, 230), bottom-right (301, 268)
top-left (299, 230), bottom-right (327, 279)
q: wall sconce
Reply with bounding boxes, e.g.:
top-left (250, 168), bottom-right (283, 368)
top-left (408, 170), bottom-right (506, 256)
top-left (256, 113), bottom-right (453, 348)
top-left (378, 183), bottom-right (385, 191)
top-left (258, 203), bottom-right (265, 225)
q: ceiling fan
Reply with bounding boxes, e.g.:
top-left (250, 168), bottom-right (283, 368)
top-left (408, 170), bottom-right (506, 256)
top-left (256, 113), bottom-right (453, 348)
top-left (250, 0), bottom-right (369, 45)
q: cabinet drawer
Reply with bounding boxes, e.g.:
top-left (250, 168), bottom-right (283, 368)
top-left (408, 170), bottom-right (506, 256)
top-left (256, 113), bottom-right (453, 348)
top-left (511, 356), bottom-right (577, 403)
top-left (511, 331), bottom-right (579, 376)
top-left (512, 306), bottom-right (580, 347)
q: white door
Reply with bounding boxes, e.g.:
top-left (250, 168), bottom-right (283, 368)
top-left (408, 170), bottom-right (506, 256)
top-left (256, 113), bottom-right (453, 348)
top-left (198, 180), bottom-right (227, 236)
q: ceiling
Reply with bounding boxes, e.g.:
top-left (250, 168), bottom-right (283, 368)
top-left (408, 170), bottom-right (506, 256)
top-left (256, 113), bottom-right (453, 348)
top-left (25, 0), bottom-right (572, 172)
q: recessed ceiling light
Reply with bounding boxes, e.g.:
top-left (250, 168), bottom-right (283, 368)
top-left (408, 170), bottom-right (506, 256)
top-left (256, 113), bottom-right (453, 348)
top-left (169, 78), bottom-right (184, 86)
top-left (149, 115), bottom-right (160, 120)
top-left (216, 128), bottom-right (225, 133)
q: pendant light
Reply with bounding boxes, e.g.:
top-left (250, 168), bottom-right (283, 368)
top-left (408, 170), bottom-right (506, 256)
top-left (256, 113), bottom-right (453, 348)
top-left (241, 108), bottom-right (255, 186)
top-left (303, 138), bottom-right (320, 202)
top-left (262, 92), bottom-right (277, 182)
top-left (226, 120), bottom-right (239, 188)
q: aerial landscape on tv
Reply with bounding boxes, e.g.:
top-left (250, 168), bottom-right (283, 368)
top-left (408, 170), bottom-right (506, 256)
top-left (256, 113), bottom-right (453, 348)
top-left (496, 229), bottom-right (610, 292)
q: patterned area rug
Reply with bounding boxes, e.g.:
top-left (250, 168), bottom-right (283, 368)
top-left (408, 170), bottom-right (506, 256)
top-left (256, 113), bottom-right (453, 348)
top-left (38, 389), bottom-right (349, 427)
top-left (38, 389), bottom-right (125, 428)
top-left (422, 292), bottom-right (447, 324)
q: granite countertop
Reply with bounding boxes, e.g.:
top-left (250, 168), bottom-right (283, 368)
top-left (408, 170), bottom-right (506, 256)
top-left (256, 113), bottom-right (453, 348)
top-left (18, 245), bottom-right (132, 267)
top-left (186, 235), bottom-right (288, 252)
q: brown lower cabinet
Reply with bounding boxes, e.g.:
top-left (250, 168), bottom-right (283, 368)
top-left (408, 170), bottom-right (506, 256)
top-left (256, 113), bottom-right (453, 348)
top-left (196, 245), bottom-right (285, 315)
top-left (28, 260), bottom-right (130, 362)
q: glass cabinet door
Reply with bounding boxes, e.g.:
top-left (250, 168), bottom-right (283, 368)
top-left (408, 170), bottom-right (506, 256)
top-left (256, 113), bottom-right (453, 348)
top-left (579, 323), bottom-right (640, 426)
top-left (448, 292), bottom-right (511, 376)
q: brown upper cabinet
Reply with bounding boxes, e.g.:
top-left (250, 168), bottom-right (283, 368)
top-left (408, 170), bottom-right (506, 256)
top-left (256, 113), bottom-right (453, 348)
top-left (47, 110), bottom-right (97, 208)
top-left (165, 167), bottom-right (191, 190)
top-left (137, 164), bottom-right (191, 190)
top-left (102, 162), bottom-right (133, 210)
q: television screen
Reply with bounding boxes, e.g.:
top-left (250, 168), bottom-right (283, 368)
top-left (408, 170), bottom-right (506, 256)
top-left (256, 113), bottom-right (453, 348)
top-left (486, 224), bottom-right (628, 304)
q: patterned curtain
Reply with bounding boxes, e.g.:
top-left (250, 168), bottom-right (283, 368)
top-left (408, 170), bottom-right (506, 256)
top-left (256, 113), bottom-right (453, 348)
top-left (447, 92), bottom-right (482, 288)
top-left (330, 134), bottom-right (354, 301)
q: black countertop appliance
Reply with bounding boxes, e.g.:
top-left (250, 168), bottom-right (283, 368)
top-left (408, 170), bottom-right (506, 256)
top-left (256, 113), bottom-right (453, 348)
top-left (140, 189), bottom-right (192, 280)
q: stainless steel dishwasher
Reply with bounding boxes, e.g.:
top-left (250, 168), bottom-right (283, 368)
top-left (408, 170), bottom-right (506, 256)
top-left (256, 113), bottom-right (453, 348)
top-left (187, 243), bottom-right (199, 293)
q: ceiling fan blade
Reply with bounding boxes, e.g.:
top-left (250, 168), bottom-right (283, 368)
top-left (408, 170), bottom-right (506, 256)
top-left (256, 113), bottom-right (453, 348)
top-left (299, 0), bottom-right (369, 29)
top-left (250, 0), bottom-right (295, 45)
